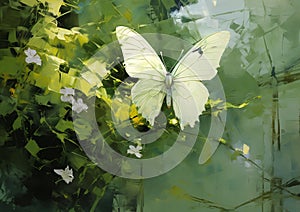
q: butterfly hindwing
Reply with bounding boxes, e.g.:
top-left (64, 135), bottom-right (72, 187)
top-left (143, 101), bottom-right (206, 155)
top-left (172, 81), bottom-right (209, 129)
top-left (131, 79), bottom-right (166, 126)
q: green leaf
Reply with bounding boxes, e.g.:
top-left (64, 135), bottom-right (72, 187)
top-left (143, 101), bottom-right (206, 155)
top-left (20, 0), bottom-right (64, 16)
top-left (35, 94), bottom-right (50, 105)
top-left (92, 186), bottom-right (104, 196)
top-left (150, 0), bottom-right (168, 21)
top-left (81, 58), bottom-right (109, 87)
top-left (48, 71), bottom-right (76, 93)
top-left (0, 56), bottom-right (20, 76)
top-left (55, 119), bottom-right (73, 132)
top-left (73, 118), bottom-right (93, 140)
top-left (73, 77), bottom-right (94, 96)
top-left (231, 150), bottom-right (241, 161)
top-left (0, 127), bottom-right (9, 146)
top-left (56, 132), bottom-right (67, 144)
top-left (102, 173), bottom-right (113, 184)
top-left (8, 29), bottom-right (17, 43)
top-left (25, 139), bottom-right (40, 157)
top-left (0, 96), bottom-right (16, 116)
top-left (67, 152), bottom-right (89, 170)
top-left (12, 116), bottom-right (22, 130)
top-left (19, 0), bottom-right (37, 7)
top-left (40, 0), bottom-right (64, 16)
top-left (28, 54), bottom-right (64, 90)
top-left (27, 37), bottom-right (58, 54)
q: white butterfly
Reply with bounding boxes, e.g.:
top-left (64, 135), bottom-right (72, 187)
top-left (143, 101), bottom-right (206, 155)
top-left (116, 26), bottom-right (230, 130)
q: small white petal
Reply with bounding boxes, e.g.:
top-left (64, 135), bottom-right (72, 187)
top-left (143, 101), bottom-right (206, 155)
top-left (77, 98), bottom-right (83, 104)
top-left (34, 57), bottom-right (42, 66)
top-left (129, 145), bottom-right (135, 150)
top-left (54, 169), bottom-right (64, 175)
top-left (135, 152), bottom-right (142, 158)
top-left (72, 98), bottom-right (88, 113)
top-left (72, 105), bottom-right (80, 113)
top-left (25, 57), bottom-right (33, 64)
top-left (61, 95), bottom-right (74, 103)
top-left (65, 166), bottom-right (72, 173)
top-left (127, 149), bottom-right (135, 154)
top-left (25, 48), bottom-right (36, 57)
top-left (60, 88), bottom-right (75, 96)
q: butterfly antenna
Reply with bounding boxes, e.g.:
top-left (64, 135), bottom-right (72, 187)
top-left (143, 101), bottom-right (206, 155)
top-left (159, 51), bottom-right (167, 69)
top-left (115, 56), bottom-right (123, 67)
top-left (170, 49), bottom-right (185, 71)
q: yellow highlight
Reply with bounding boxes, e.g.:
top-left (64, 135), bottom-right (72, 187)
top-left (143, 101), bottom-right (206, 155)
top-left (129, 104), bottom-right (145, 127)
top-left (123, 9), bottom-right (132, 22)
top-left (242, 144), bottom-right (250, 155)
top-left (169, 118), bottom-right (178, 125)
top-left (9, 88), bottom-right (16, 97)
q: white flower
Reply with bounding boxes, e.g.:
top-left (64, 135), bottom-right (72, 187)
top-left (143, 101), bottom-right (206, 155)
top-left (54, 166), bottom-right (74, 184)
top-left (59, 88), bottom-right (88, 113)
top-left (127, 145), bottom-right (142, 158)
top-left (60, 87), bottom-right (75, 103)
top-left (72, 98), bottom-right (88, 113)
top-left (25, 48), bottom-right (42, 66)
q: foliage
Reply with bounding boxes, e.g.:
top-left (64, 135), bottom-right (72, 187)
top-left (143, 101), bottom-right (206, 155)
top-left (2, 0), bottom-right (292, 211)
top-left (0, 0), bottom-right (208, 211)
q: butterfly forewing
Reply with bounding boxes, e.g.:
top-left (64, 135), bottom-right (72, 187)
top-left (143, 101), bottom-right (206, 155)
top-left (116, 26), bottom-right (167, 81)
top-left (172, 31), bottom-right (230, 82)
top-left (196, 31), bottom-right (230, 70)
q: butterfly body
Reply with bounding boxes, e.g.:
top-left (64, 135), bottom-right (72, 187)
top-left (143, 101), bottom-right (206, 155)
top-left (116, 26), bottom-right (230, 129)
top-left (165, 72), bottom-right (173, 107)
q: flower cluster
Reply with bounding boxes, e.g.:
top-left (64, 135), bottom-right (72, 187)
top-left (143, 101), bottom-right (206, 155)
top-left (60, 88), bottom-right (88, 113)
top-left (25, 48), bottom-right (42, 66)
